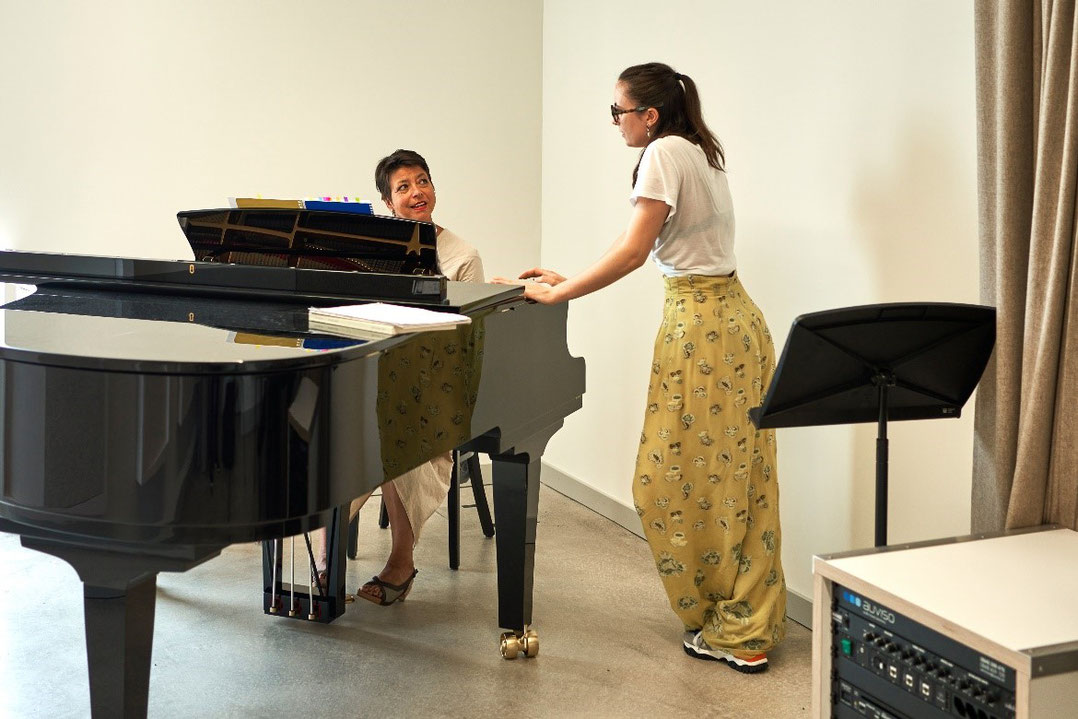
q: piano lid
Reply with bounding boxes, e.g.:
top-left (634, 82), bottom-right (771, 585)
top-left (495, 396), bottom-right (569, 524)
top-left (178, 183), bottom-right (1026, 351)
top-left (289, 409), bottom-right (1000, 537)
top-left (177, 208), bottom-right (440, 276)
top-left (0, 250), bottom-right (448, 304)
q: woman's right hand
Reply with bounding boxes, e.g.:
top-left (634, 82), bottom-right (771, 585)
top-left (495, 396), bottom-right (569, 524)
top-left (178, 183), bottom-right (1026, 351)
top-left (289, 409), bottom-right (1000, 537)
top-left (518, 267), bottom-right (566, 285)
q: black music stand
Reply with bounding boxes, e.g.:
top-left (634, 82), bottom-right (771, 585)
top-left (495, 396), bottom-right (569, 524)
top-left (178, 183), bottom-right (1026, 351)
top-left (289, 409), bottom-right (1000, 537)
top-left (748, 302), bottom-right (995, 547)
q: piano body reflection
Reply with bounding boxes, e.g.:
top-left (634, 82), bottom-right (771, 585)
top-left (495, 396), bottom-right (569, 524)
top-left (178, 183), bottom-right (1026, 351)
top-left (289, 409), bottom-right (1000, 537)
top-left (0, 208), bottom-right (585, 718)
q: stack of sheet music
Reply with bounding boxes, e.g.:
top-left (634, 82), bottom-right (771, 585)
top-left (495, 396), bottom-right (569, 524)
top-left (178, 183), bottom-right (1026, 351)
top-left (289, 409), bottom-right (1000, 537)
top-left (308, 302), bottom-right (471, 340)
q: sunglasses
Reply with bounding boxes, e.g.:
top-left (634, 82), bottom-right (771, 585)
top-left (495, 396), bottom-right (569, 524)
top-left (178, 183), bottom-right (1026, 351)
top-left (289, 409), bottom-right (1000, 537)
top-left (610, 103), bottom-right (654, 124)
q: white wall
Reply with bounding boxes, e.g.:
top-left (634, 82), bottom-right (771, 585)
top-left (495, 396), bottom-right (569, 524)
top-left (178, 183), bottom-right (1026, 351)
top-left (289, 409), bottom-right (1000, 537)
top-left (0, 1), bottom-right (543, 278)
top-left (541, 1), bottom-right (979, 603)
top-left (0, 0), bottom-right (981, 610)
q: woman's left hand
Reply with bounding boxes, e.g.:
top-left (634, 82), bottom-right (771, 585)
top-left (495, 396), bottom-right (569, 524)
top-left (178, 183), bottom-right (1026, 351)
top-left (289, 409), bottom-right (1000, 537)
top-left (519, 281), bottom-right (560, 304)
top-left (490, 276), bottom-right (562, 304)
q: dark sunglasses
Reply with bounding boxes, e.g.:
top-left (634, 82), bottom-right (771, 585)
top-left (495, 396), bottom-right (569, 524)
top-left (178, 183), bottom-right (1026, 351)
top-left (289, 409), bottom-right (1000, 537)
top-left (610, 103), bottom-right (656, 124)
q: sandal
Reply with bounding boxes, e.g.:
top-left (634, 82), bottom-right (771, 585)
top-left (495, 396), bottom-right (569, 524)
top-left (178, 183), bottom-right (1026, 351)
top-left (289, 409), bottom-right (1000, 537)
top-left (357, 569), bottom-right (418, 606)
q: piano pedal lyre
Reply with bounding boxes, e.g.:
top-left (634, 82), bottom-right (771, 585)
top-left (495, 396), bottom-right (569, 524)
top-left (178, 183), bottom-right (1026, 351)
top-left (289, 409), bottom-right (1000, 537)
top-left (261, 505), bottom-right (352, 623)
top-left (500, 627), bottom-right (539, 660)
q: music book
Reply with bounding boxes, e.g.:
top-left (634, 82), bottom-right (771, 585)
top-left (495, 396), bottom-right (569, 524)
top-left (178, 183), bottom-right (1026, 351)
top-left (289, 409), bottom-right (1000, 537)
top-left (230, 197), bottom-right (304, 209)
top-left (308, 302), bottom-right (471, 338)
top-left (302, 200), bottom-right (373, 214)
top-left (228, 198), bottom-right (374, 214)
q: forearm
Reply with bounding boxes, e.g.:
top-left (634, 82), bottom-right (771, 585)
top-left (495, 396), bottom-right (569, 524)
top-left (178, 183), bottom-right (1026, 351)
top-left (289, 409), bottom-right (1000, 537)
top-left (513, 197), bottom-right (668, 305)
top-left (550, 239), bottom-right (648, 302)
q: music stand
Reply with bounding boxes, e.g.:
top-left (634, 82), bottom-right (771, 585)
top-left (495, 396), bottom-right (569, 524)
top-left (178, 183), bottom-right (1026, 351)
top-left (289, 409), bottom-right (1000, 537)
top-left (748, 302), bottom-right (995, 547)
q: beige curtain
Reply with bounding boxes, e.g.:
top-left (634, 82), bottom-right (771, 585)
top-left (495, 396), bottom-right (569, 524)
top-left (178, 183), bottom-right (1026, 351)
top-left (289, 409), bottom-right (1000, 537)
top-left (973, 1), bottom-right (1078, 531)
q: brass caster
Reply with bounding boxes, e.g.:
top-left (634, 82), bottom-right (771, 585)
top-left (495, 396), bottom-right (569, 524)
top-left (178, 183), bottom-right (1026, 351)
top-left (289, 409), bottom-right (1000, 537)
top-left (521, 629), bottom-right (539, 658)
top-left (500, 631), bottom-right (522, 660)
top-left (345, 594), bottom-right (356, 604)
top-left (500, 628), bottom-right (539, 659)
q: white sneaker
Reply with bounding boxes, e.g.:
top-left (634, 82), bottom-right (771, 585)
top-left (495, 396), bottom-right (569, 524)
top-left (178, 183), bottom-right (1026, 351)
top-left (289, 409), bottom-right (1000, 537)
top-left (683, 630), bottom-right (769, 673)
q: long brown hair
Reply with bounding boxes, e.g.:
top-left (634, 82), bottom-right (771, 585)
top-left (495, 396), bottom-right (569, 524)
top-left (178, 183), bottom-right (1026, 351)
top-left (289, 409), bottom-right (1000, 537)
top-left (618, 62), bottom-right (725, 184)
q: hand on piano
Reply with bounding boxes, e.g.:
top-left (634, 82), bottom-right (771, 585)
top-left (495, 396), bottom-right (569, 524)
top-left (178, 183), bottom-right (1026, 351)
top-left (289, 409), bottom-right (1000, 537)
top-left (491, 269), bottom-right (561, 304)
top-left (516, 267), bottom-right (566, 286)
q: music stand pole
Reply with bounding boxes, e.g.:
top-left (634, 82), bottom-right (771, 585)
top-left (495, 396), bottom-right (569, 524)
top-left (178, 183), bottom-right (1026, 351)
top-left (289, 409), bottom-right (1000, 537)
top-left (873, 372), bottom-right (895, 547)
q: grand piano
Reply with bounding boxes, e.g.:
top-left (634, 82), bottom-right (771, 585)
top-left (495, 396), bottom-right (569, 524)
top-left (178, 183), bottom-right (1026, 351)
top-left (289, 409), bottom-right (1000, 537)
top-left (0, 208), bottom-right (585, 718)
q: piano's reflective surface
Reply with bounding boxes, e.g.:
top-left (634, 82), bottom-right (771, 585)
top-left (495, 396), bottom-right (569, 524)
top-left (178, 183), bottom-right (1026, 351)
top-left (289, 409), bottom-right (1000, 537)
top-left (0, 243), bottom-right (585, 718)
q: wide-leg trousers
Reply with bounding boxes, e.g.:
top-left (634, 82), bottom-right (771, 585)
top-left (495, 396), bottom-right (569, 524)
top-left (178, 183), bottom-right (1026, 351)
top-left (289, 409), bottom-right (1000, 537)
top-left (633, 273), bottom-right (786, 655)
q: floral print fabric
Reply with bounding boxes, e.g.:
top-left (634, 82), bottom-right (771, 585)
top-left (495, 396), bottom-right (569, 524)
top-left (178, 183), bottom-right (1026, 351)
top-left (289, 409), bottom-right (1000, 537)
top-left (633, 274), bottom-right (786, 656)
top-left (375, 322), bottom-right (484, 540)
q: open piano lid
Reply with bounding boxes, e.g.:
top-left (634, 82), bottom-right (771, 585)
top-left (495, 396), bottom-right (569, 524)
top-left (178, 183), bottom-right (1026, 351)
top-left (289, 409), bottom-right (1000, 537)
top-left (177, 207), bottom-right (440, 276)
top-left (0, 207), bottom-right (451, 306)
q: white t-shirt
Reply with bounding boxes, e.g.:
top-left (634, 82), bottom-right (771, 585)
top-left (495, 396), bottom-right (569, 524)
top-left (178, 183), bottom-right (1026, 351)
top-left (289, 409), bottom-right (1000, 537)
top-left (630, 135), bottom-right (736, 277)
top-left (436, 227), bottom-right (484, 282)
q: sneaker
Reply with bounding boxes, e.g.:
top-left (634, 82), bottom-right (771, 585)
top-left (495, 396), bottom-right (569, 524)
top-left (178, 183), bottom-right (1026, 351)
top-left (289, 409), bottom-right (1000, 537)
top-left (683, 630), bottom-right (769, 673)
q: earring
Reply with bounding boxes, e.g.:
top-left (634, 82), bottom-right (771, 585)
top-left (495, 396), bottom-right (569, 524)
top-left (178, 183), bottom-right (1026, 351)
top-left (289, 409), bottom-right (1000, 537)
top-left (646, 125), bottom-right (652, 138)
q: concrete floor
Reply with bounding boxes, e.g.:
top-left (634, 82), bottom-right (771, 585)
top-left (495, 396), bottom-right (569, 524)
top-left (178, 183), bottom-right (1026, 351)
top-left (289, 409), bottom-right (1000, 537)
top-left (0, 484), bottom-right (812, 718)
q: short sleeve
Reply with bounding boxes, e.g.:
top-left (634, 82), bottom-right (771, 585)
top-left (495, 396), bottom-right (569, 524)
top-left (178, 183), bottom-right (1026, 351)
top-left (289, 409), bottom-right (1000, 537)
top-left (452, 253), bottom-right (485, 283)
top-left (630, 140), bottom-right (680, 219)
top-left (435, 229), bottom-right (485, 283)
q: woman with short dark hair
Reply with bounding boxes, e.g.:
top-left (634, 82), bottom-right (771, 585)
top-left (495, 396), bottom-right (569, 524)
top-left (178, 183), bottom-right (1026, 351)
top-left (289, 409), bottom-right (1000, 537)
top-left (374, 149), bottom-right (483, 282)
top-left (319, 149), bottom-right (483, 604)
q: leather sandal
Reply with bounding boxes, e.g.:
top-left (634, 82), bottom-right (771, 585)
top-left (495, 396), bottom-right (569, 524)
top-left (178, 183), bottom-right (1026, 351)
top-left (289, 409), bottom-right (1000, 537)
top-left (357, 569), bottom-right (418, 606)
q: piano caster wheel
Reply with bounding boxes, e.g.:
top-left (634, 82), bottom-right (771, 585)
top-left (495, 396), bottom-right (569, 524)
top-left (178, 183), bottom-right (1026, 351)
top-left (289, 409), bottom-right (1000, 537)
top-left (500, 632), bottom-right (521, 659)
top-left (500, 628), bottom-right (539, 659)
top-left (522, 629), bottom-right (539, 658)
top-left (345, 594), bottom-right (355, 604)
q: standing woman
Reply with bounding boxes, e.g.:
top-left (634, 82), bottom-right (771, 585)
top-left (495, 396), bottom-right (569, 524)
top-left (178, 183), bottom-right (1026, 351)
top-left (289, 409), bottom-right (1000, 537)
top-left (495, 62), bottom-right (785, 671)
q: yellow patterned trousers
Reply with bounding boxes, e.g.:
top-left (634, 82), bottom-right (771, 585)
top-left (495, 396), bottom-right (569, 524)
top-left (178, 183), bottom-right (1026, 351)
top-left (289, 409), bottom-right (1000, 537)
top-left (633, 274), bottom-right (786, 656)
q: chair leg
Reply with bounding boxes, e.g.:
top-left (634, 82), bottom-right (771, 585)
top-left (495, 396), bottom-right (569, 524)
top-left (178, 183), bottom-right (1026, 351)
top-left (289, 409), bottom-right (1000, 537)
top-left (467, 454), bottom-right (495, 538)
top-left (448, 454), bottom-right (461, 570)
top-left (347, 512), bottom-right (360, 561)
top-left (378, 496), bottom-right (389, 529)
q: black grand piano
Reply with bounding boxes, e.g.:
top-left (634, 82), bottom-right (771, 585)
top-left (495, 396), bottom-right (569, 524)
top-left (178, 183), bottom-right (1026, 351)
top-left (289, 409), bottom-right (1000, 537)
top-left (0, 208), bottom-right (585, 718)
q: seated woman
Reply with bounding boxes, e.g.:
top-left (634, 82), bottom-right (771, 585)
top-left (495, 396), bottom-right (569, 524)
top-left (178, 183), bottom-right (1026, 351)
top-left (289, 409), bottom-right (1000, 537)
top-left (320, 149), bottom-right (484, 605)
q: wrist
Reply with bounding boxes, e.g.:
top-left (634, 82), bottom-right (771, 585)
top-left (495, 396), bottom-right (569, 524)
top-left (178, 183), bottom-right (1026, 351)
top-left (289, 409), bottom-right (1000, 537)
top-left (549, 282), bottom-right (571, 303)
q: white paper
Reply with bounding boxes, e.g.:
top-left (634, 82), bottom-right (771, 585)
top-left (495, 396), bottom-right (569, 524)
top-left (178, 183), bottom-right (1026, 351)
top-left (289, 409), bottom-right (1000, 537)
top-left (309, 302), bottom-right (470, 329)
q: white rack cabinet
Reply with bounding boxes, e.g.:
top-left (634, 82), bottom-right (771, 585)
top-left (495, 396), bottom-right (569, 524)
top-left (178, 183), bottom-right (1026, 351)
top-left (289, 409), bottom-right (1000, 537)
top-left (812, 528), bottom-right (1078, 719)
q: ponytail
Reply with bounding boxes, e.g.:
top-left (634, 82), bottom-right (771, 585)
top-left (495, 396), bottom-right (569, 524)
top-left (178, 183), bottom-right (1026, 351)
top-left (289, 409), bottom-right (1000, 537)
top-left (676, 73), bottom-right (725, 171)
top-left (619, 62), bottom-right (725, 185)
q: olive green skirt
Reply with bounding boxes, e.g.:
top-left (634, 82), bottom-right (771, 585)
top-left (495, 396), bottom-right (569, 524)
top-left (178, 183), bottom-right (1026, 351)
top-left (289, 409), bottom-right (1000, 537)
top-left (632, 273), bottom-right (786, 656)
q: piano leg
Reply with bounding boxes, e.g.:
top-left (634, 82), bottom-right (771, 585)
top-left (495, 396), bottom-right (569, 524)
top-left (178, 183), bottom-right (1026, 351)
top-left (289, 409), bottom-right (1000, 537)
top-left (491, 451), bottom-right (540, 636)
top-left (491, 426), bottom-right (560, 659)
top-left (83, 576), bottom-right (157, 719)
top-left (20, 537), bottom-right (221, 719)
